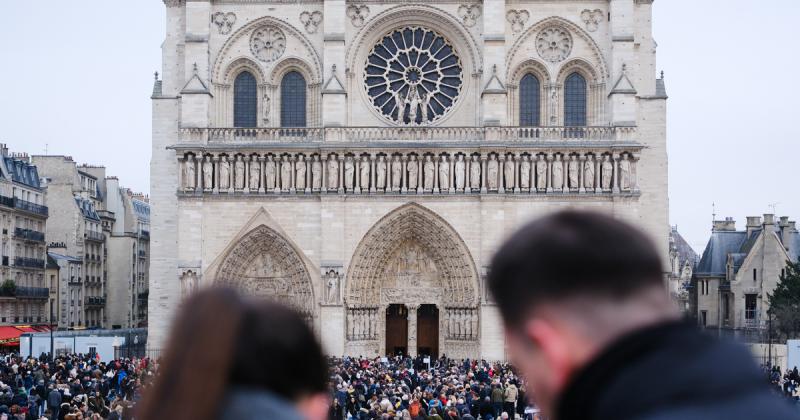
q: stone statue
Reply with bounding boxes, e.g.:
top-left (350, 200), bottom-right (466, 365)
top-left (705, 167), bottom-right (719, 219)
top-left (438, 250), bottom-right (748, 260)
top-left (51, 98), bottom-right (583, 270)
top-left (311, 155), bottom-right (322, 189)
top-left (249, 158), bottom-right (260, 189)
top-left (568, 155), bottom-right (579, 189)
top-left (234, 156), bottom-right (245, 189)
top-left (280, 155), bottom-right (292, 190)
top-left (184, 157), bottom-right (196, 189)
top-left (326, 271), bottom-right (338, 304)
top-left (584, 156), bottom-right (595, 189)
top-left (295, 157), bottom-right (307, 190)
top-left (328, 156), bottom-right (339, 189)
top-left (549, 87), bottom-right (558, 125)
top-left (219, 157), bottom-right (230, 190)
top-left (454, 155), bottom-right (466, 190)
top-left (423, 156), bottom-right (435, 190)
top-left (470, 155), bottom-right (481, 190)
top-left (504, 156), bottom-right (515, 190)
top-left (487, 156), bottom-right (498, 190)
top-left (438, 156), bottom-right (449, 190)
top-left (263, 93), bottom-right (270, 124)
top-left (552, 155), bottom-right (564, 190)
top-left (601, 155), bottom-right (613, 190)
top-left (265, 157), bottom-right (276, 190)
top-left (520, 157), bottom-right (531, 189)
top-left (376, 156), bottom-right (387, 190)
top-left (359, 156), bottom-right (370, 189)
top-left (407, 156), bottom-right (418, 190)
top-left (535, 155), bottom-right (547, 190)
top-left (344, 157), bottom-right (355, 190)
top-left (391, 156), bottom-right (402, 190)
top-left (203, 157), bottom-right (213, 190)
top-left (620, 156), bottom-right (631, 190)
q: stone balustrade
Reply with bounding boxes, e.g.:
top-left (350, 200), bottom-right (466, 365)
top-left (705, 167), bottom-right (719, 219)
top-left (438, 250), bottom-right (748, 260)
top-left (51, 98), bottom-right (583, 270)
top-left (180, 125), bottom-right (636, 144)
top-left (176, 147), bottom-right (641, 196)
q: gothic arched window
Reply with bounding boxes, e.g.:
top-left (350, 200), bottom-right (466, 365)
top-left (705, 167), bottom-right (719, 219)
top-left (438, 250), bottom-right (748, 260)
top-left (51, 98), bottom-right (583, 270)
top-left (233, 71), bottom-right (258, 128)
top-left (564, 72), bottom-right (587, 126)
top-left (280, 71), bottom-right (307, 127)
top-left (519, 73), bottom-right (541, 126)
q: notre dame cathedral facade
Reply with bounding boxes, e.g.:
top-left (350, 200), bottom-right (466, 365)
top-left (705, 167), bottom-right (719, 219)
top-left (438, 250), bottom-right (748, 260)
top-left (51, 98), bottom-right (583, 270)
top-left (149, 0), bottom-right (668, 360)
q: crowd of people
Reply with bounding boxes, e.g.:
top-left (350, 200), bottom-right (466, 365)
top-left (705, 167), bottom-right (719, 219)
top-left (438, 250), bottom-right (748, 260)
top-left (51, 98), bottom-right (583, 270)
top-left (0, 353), bottom-right (155, 420)
top-left (328, 355), bottom-right (541, 420)
top-left (765, 364), bottom-right (800, 402)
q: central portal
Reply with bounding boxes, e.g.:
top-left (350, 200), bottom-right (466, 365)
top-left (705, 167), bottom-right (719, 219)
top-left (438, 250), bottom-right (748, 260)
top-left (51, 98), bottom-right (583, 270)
top-left (385, 304), bottom-right (408, 356)
top-left (417, 304), bottom-right (439, 357)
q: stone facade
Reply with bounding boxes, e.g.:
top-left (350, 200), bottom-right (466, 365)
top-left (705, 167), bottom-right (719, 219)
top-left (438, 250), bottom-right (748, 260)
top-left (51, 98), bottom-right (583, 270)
top-left (150, 0), bottom-right (669, 359)
top-left (668, 226), bottom-right (696, 313)
top-left (0, 145), bottom-right (50, 325)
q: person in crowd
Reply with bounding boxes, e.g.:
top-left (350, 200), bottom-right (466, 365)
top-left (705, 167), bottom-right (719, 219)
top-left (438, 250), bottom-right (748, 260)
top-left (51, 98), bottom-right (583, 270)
top-left (488, 210), bottom-right (799, 420)
top-left (137, 287), bottom-right (330, 420)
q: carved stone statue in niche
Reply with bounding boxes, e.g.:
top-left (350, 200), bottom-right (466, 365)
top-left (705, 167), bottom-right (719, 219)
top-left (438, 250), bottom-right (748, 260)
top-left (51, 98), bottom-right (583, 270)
top-left (311, 155), bottom-right (322, 190)
top-left (454, 155), bottom-right (465, 190)
top-left (280, 155), bottom-right (292, 190)
top-left (438, 156), bottom-right (449, 190)
top-left (384, 241), bottom-right (438, 289)
top-left (487, 156), bottom-right (498, 190)
top-left (203, 156), bottom-right (213, 190)
top-left (423, 156), bottom-right (435, 190)
top-left (184, 157), bottom-right (196, 189)
top-left (504, 155), bottom-right (515, 189)
top-left (407, 155), bottom-right (418, 190)
top-left (391, 155), bottom-right (402, 190)
top-left (180, 270), bottom-right (198, 298)
top-left (249, 157), bottom-right (260, 190)
top-left (520, 156), bottom-right (531, 189)
top-left (219, 157), bottom-right (230, 190)
top-left (376, 156), bottom-right (387, 190)
top-left (568, 155), bottom-right (579, 189)
top-left (234, 156), bottom-right (245, 189)
top-left (470, 155), bottom-right (481, 190)
top-left (535, 155), bottom-right (547, 190)
top-left (295, 156), bottom-right (307, 190)
top-left (325, 270), bottom-right (339, 304)
top-left (327, 156), bottom-right (339, 189)
top-left (344, 157), bottom-right (355, 190)
top-left (601, 155), bottom-right (613, 190)
top-left (619, 156), bottom-right (631, 190)
top-left (359, 156), bottom-right (370, 189)
top-left (584, 156), bottom-right (595, 189)
top-left (552, 155), bottom-right (564, 190)
top-left (265, 157), bottom-right (276, 190)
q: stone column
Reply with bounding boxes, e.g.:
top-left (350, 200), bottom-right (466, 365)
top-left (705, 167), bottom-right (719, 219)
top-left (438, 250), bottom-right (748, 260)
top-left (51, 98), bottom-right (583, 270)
top-left (354, 157), bottom-right (361, 194)
top-left (320, 154), bottom-right (328, 193)
top-left (228, 156), bottom-right (235, 194)
top-left (578, 155), bottom-right (586, 194)
top-left (631, 152), bottom-right (640, 192)
top-left (337, 155), bottom-right (344, 194)
top-left (370, 155), bottom-right (377, 193)
top-left (289, 155), bottom-right (297, 194)
top-left (417, 157), bottom-right (423, 194)
top-left (401, 155), bottom-right (407, 193)
top-left (407, 304), bottom-right (420, 357)
top-left (612, 153), bottom-right (620, 193)
top-left (497, 155), bottom-right (505, 194)
top-left (212, 156), bottom-right (220, 194)
top-left (433, 156), bottom-right (440, 194)
top-left (448, 155), bottom-right (455, 194)
top-left (194, 155), bottom-right (201, 193)
top-left (480, 156), bottom-right (487, 193)
top-left (594, 156), bottom-right (601, 193)
top-left (546, 155), bottom-right (553, 193)
top-left (243, 156), bottom-right (251, 193)
top-left (258, 156), bottom-right (266, 193)
top-left (306, 155), bottom-right (312, 194)
top-left (513, 154), bottom-right (520, 193)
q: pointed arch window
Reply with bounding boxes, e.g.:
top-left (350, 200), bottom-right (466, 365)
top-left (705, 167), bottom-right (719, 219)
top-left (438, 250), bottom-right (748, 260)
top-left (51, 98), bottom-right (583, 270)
top-left (233, 71), bottom-right (258, 128)
top-left (519, 73), bottom-right (541, 126)
top-left (564, 72), bottom-right (587, 127)
top-left (280, 71), bottom-right (307, 127)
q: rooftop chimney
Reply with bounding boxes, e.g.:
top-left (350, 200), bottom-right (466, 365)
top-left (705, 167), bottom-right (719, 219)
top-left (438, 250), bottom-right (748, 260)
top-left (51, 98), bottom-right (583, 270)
top-left (746, 216), bottom-right (761, 238)
top-left (763, 214), bottom-right (775, 226)
top-left (713, 217), bottom-right (737, 232)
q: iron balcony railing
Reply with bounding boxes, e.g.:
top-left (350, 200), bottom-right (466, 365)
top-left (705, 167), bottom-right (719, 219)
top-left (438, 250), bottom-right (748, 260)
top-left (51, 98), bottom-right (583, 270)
top-left (14, 228), bottom-right (45, 243)
top-left (15, 287), bottom-right (49, 299)
top-left (85, 231), bottom-right (105, 242)
top-left (0, 196), bottom-right (13, 208)
top-left (85, 296), bottom-right (106, 306)
top-left (13, 198), bottom-right (48, 217)
top-left (13, 257), bottom-right (45, 269)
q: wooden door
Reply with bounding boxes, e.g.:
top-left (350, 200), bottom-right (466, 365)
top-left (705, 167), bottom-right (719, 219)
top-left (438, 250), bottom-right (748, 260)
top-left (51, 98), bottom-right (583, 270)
top-left (417, 304), bottom-right (439, 357)
top-left (385, 304), bottom-right (408, 356)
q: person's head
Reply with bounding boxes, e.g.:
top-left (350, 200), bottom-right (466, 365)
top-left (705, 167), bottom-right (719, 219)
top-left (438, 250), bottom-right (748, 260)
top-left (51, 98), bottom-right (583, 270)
top-left (488, 210), bottom-right (677, 416)
top-left (137, 288), bottom-right (329, 420)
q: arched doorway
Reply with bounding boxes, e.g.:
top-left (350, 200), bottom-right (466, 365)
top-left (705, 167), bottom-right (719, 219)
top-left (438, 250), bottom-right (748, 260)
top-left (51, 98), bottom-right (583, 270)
top-left (417, 304), bottom-right (439, 357)
top-left (385, 304), bottom-right (408, 356)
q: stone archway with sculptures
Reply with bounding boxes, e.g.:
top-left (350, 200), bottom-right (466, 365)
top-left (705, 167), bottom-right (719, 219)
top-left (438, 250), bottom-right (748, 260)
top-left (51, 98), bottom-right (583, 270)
top-left (345, 203), bottom-right (480, 358)
top-left (214, 224), bottom-right (315, 322)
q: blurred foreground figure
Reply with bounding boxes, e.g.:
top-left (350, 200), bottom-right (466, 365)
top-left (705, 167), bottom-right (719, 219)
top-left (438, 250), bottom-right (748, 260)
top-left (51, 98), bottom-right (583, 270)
top-left (489, 211), bottom-right (797, 420)
top-left (137, 288), bottom-right (329, 420)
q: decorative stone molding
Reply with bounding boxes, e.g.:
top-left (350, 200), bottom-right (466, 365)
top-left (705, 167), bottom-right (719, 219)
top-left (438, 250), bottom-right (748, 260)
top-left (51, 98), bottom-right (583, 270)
top-left (250, 25), bottom-right (286, 63)
top-left (346, 307), bottom-right (379, 341)
top-left (179, 270), bottom-right (199, 298)
top-left (581, 9), bottom-right (604, 32)
top-left (322, 263), bottom-right (343, 304)
top-left (299, 11), bottom-right (323, 34)
top-left (444, 307), bottom-right (479, 340)
top-left (506, 9), bottom-right (530, 34)
top-left (536, 26), bottom-right (573, 63)
top-left (457, 4), bottom-right (481, 28)
top-left (212, 12), bottom-right (237, 35)
top-left (346, 4), bottom-right (370, 28)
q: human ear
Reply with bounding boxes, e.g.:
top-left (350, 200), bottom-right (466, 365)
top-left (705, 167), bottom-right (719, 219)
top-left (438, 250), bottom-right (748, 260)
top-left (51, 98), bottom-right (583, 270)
top-left (524, 318), bottom-right (574, 390)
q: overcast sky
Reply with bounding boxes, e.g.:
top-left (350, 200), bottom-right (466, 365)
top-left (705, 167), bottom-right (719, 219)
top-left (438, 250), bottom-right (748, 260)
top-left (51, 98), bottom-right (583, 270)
top-left (1, 1), bottom-right (798, 253)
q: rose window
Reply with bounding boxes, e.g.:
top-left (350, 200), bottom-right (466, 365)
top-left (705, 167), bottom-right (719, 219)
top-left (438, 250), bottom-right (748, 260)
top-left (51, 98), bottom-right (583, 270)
top-left (250, 26), bottom-right (286, 63)
top-left (365, 27), bottom-right (463, 125)
top-left (536, 27), bottom-right (572, 63)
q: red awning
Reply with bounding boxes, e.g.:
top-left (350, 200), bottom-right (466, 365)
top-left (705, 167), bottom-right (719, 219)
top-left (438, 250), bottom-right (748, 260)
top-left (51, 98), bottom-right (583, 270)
top-left (0, 325), bottom-right (52, 347)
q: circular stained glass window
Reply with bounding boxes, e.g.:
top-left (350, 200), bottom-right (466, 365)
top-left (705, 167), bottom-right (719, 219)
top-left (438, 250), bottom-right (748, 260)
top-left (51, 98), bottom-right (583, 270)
top-left (364, 27), bottom-right (463, 125)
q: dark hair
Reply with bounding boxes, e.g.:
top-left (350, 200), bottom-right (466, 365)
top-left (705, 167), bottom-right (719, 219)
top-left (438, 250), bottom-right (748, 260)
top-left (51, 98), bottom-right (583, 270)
top-left (137, 288), bottom-right (327, 420)
top-left (488, 210), bottom-right (664, 328)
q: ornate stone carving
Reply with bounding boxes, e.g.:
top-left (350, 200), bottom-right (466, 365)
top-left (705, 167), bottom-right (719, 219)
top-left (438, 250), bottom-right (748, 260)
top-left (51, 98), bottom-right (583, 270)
top-left (552, 154), bottom-right (564, 190)
top-left (212, 12), bottom-right (236, 35)
top-left (469, 155), bottom-right (481, 190)
top-left (265, 157), bottom-right (277, 190)
top-left (504, 155), bottom-right (515, 190)
top-left (506, 9), bottom-right (530, 34)
top-left (234, 156), bottom-right (245, 189)
top-left (219, 157), bottom-right (231, 190)
top-left (568, 155), bottom-right (579, 190)
top-left (584, 155), bottom-right (595, 190)
top-left (391, 156), bottom-right (402, 190)
top-left (202, 156), bottom-right (213, 190)
top-left (295, 156), bottom-right (307, 190)
top-left (407, 155), bottom-right (419, 190)
top-left (311, 155), bottom-right (322, 190)
top-left (487, 156), bottom-right (499, 190)
top-left (581, 9), bottom-right (604, 32)
top-left (376, 156), bottom-right (387, 190)
top-left (262, 93), bottom-right (270, 124)
top-left (457, 4), bottom-right (481, 28)
top-left (249, 158), bottom-right (260, 190)
top-left (250, 26), bottom-right (286, 63)
top-left (280, 155), bottom-right (292, 191)
top-left (327, 157), bottom-right (339, 189)
top-left (423, 156), bottom-right (435, 190)
top-left (454, 155), bottom-right (466, 190)
top-left (180, 270), bottom-right (198, 298)
top-left (549, 87), bottom-right (559, 125)
top-left (299, 11), bottom-right (323, 34)
top-left (445, 307), bottom-right (479, 341)
top-left (601, 155), bottom-right (613, 190)
top-left (347, 307), bottom-right (378, 341)
top-left (359, 156), bottom-right (370, 189)
top-left (323, 266), bottom-right (343, 304)
top-left (438, 156), bottom-right (450, 190)
top-left (520, 156), bottom-right (531, 190)
top-left (344, 157), bottom-right (355, 190)
top-left (346, 4), bottom-right (370, 28)
top-left (183, 156), bottom-right (196, 190)
top-left (619, 155), bottom-right (631, 191)
top-left (536, 26), bottom-right (573, 63)
top-left (535, 155), bottom-right (547, 190)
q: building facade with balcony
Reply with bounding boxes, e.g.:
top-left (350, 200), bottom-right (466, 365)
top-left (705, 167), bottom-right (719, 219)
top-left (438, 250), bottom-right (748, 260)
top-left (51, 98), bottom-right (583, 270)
top-left (150, 0), bottom-right (669, 358)
top-left (30, 156), bottom-right (112, 328)
top-left (692, 215), bottom-right (800, 337)
top-left (0, 145), bottom-right (49, 325)
top-left (47, 248), bottom-right (84, 328)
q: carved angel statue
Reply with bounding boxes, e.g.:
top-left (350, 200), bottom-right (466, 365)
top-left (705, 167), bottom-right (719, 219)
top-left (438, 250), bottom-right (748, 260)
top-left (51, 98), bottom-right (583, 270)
top-left (395, 86), bottom-right (429, 125)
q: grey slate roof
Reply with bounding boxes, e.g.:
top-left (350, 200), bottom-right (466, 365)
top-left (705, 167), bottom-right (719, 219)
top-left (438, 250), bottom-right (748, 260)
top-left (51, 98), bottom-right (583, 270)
top-left (695, 231), bottom-right (747, 276)
top-left (74, 196), bottom-right (100, 221)
top-left (655, 78), bottom-right (668, 98)
top-left (3, 157), bottom-right (41, 189)
top-left (670, 227), bottom-right (698, 267)
top-left (47, 252), bottom-right (82, 263)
